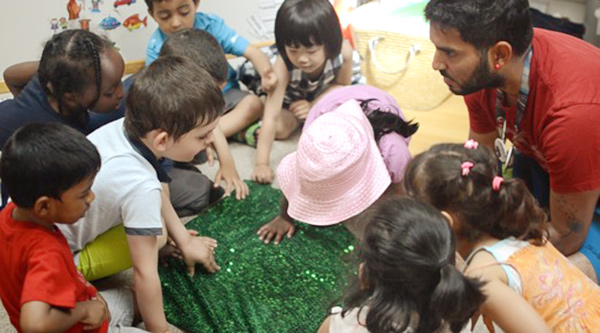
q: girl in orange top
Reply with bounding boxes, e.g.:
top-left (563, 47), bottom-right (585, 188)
top-left (404, 141), bottom-right (600, 332)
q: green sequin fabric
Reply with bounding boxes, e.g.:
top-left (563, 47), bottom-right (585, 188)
top-left (159, 182), bottom-right (358, 332)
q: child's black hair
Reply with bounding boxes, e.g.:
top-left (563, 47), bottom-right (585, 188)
top-left (404, 143), bottom-right (549, 244)
top-left (275, 0), bottom-right (343, 69)
top-left (125, 55), bottom-right (224, 140)
top-left (144, 0), bottom-right (199, 12)
top-left (358, 98), bottom-right (419, 141)
top-left (0, 123), bottom-right (100, 208)
top-left (38, 29), bottom-right (112, 124)
top-left (159, 28), bottom-right (228, 85)
top-left (343, 197), bottom-right (485, 333)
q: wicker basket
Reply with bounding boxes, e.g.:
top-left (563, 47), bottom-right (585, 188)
top-left (353, 28), bottom-right (452, 111)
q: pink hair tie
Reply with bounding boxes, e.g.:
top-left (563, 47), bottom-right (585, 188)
top-left (492, 176), bottom-right (504, 191)
top-left (464, 139), bottom-right (479, 149)
top-left (461, 162), bottom-right (474, 176)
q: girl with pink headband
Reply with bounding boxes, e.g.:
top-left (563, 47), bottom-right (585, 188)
top-left (403, 142), bottom-right (600, 331)
top-left (258, 98), bottom-right (404, 244)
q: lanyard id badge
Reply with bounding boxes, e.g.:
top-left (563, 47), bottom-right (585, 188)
top-left (495, 48), bottom-right (533, 169)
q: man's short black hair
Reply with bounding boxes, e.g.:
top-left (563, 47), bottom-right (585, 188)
top-left (425, 0), bottom-right (533, 56)
top-left (160, 29), bottom-right (228, 85)
top-left (125, 55), bottom-right (224, 140)
top-left (0, 123), bottom-right (100, 208)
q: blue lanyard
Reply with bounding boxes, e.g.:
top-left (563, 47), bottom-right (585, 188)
top-left (496, 48), bottom-right (533, 141)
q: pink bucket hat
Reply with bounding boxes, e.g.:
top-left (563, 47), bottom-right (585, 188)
top-left (277, 99), bottom-right (392, 226)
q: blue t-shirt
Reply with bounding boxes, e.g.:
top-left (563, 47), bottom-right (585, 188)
top-left (146, 12), bottom-right (249, 91)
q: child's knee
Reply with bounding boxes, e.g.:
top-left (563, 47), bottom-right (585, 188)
top-left (275, 110), bottom-right (299, 140)
top-left (239, 95), bottom-right (263, 121)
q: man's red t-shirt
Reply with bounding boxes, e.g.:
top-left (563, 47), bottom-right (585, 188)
top-left (0, 202), bottom-right (108, 332)
top-left (466, 28), bottom-right (600, 193)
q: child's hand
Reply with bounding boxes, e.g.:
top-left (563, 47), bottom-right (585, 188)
top-left (261, 68), bottom-right (278, 93)
top-left (289, 100), bottom-right (311, 120)
top-left (251, 164), bottom-right (275, 184)
top-left (257, 216), bottom-right (295, 245)
top-left (206, 146), bottom-right (216, 167)
top-left (81, 298), bottom-right (109, 330)
top-left (180, 234), bottom-right (221, 276)
top-left (214, 164), bottom-right (250, 200)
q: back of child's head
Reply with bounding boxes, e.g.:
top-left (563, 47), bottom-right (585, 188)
top-left (159, 28), bottom-right (228, 85)
top-left (144, 0), bottom-right (199, 12)
top-left (124, 55), bottom-right (224, 140)
top-left (343, 197), bottom-right (485, 333)
top-left (404, 142), bottom-right (548, 244)
top-left (38, 29), bottom-right (112, 120)
top-left (275, 0), bottom-right (342, 68)
top-left (277, 100), bottom-right (391, 225)
top-left (0, 123), bottom-right (100, 208)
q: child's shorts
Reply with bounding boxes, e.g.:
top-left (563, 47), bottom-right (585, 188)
top-left (76, 224), bottom-right (133, 281)
top-left (580, 208), bottom-right (600, 283)
top-left (99, 288), bottom-right (146, 332)
top-left (224, 88), bottom-right (251, 113)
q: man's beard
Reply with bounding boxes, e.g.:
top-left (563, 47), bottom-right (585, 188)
top-left (441, 55), bottom-right (506, 96)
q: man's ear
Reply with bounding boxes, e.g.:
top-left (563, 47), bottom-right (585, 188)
top-left (33, 196), bottom-right (54, 220)
top-left (488, 41), bottom-right (513, 71)
top-left (441, 210), bottom-right (455, 227)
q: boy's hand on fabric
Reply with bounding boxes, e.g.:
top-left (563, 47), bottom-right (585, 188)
top-left (214, 164), bottom-right (249, 200)
top-left (261, 69), bottom-right (278, 93)
top-left (251, 164), bottom-right (275, 184)
top-left (81, 298), bottom-right (109, 330)
top-left (180, 235), bottom-right (220, 275)
top-left (289, 100), bottom-right (311, 120)
top-left (257, 216), bottom-right (295, 245)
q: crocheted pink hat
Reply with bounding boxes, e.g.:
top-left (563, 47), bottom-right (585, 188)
top-left (277, 100), bottom-right (391, 226)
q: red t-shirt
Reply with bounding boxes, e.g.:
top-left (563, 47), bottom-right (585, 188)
top-left (466, 28), bottom-right (600, 193)
top-left (0, 202), bottom-right (108, 332)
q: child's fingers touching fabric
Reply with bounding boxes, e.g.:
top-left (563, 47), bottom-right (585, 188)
top-left (251, 164), bottom-right (275, 184)
top-left (214, 165), bottom-right (249, 200)
top-left (181, 236), bottom-right (220, 276)
top-left (257, 216), bottom-right (295, 245)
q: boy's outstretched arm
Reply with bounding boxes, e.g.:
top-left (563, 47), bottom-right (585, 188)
top-left (161, 184), bottom-right (221, 275)
top-left (3, 61), bottom-right (39, 97)
top-left (251, 56), bottom-right (290, 184)
top-left (127, 234), bottom-right (170, 333)
top-left (244, 45), bottom-right (277, 93)
top-left (210, 125), bottom-right (249, 200)
top-left (20, 299), bottom-right (108, 333)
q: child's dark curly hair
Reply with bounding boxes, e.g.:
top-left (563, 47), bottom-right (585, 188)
top-left (403, 143), bottom-right (549, 244)
top-left (38, 30), bottom-right (112, 124)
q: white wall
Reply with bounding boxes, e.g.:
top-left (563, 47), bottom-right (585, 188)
top-left (0, 0), bottom-right (263, 77)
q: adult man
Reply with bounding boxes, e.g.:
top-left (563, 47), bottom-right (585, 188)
top-left (425, 0), bottom-right (600, 282)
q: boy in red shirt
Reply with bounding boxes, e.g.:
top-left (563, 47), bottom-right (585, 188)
top-left (0, 123), bottom-right (138, 332)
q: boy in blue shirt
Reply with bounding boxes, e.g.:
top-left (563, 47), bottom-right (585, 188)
top-left (145, 0), bottom-right (276, 145)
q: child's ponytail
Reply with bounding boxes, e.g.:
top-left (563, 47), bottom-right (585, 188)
top-left (427, 262), bottom-right (485, 333)
top-left (359, 98), bottom-right (419, 140)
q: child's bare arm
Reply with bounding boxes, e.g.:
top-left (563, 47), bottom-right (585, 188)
top-left (3, 61), bottom-right (39, 96)
top-left (160, 185), bottom-right (220, 275)
top-left (244, 45), bottom-right (277, 93)
top-left (20, 299), bottom-right (107, 333)
top-left (252, 56), bottom-right (290, 184)
top-left (127, 234), bottom-right (170, 333)
top-left (335, 40), bottom-right (354, 86)
top-left (211, 125), bottom-right (249, 200)
top-left (465, 253), bottom-right (550, 333)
